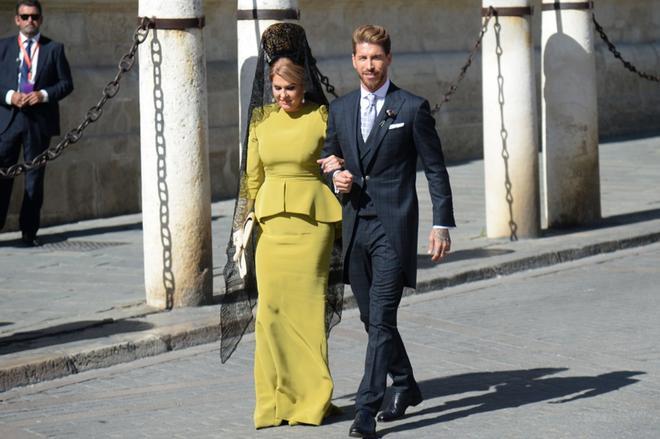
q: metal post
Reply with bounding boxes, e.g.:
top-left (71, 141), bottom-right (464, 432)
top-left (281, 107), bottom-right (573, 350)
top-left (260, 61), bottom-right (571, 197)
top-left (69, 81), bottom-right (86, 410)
top-left (138, 0), bottom-right (212, 308)
top-left (236, 0), bottom-right (299, 161)
top-left (541, 0), bottom-right (600, 228)
top-left (482, 1), bottom-right (540, 239)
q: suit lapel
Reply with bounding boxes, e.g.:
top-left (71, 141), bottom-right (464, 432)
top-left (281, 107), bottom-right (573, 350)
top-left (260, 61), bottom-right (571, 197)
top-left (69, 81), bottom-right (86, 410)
top-left (361, 84), bottom-right (405, 171)
top-left (32, 36), bottom-right (50, 86)
top-left (6, 35), bottom-right (21, 85)
top-left (345, 90), bottom-right (361, 174)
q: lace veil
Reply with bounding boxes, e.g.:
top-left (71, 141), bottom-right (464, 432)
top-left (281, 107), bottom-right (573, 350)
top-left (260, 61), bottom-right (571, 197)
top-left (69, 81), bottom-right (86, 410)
top-left (220, 22), bottom-right (343, 363)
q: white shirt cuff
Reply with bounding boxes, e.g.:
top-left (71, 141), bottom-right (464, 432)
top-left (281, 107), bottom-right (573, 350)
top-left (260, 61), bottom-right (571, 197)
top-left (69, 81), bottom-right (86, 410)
top-left (433, 225), bottom-right (454, 229)
top-left (332, 169), bottom-right (342, 194)
top-left (40, 89), bottom-right (49, 102)
top-left (5, 90), bottom-right (14, 106)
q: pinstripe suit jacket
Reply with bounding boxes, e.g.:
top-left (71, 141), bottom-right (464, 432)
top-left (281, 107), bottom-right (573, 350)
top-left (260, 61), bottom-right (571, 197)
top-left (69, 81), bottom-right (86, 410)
top-left (322, 82), bottom-right (455, 287)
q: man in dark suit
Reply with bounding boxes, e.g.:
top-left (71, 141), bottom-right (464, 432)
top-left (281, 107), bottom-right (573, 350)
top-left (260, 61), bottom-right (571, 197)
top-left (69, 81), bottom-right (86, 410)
top-left (319, 25), bottom-right (455, 438)
top-left (0, 0), bottom-right (73, 246)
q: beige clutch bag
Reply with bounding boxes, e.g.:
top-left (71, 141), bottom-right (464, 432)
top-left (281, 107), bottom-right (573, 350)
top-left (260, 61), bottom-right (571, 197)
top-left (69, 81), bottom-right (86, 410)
top-left (232, 212), bottom-right (256, 279)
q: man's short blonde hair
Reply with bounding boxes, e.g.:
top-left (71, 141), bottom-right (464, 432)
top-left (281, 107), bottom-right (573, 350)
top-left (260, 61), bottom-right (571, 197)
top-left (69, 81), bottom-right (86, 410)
top-left (352, 24), bottom-right (391, 55)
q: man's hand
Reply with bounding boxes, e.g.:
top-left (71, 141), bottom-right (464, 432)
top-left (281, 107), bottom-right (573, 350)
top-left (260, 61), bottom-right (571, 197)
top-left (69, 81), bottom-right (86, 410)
top-left (333, 170), bottom-right (353, 193)
top-left (10, 92), bottom-right (26, 108)
top-left (23, 91), bottom-right (44, 106)
top-left (428, 228), bottom-right (451, 262)
top-left (317, 155), bottom-right (344, 174)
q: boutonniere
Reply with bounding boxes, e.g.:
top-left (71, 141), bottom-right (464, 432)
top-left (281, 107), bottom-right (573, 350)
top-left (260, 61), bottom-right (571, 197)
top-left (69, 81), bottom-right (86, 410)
top-left (379, 109), bottom-right (398, 127)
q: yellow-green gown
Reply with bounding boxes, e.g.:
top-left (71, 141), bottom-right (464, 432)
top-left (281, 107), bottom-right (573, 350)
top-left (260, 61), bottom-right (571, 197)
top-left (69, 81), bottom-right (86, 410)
top-left (246, 102), bottom-right (342, 428)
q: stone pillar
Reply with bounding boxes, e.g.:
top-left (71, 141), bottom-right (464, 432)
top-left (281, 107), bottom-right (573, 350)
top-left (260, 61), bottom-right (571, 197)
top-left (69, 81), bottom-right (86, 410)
top-left (542, 0), bottom-right (600, 228)
top-left (236, 0), bottom-right (299, 159)
top-left (482, 1), bottom-right (540, 239)
top-left (138, 0), bottom-right (212, 308)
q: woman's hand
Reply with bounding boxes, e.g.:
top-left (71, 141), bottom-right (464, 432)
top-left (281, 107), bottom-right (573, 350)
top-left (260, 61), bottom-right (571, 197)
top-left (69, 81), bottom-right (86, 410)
top-left (317, 155), bottom-right (344, 174)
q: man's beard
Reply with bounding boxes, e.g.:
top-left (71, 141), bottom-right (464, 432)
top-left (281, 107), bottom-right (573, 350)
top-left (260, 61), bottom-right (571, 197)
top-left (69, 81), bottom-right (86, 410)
top-left (22, 25), bottom-right (38, 37)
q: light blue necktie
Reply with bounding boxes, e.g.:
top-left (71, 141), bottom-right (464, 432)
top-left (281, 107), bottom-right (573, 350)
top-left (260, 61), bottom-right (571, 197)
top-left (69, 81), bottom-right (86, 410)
top-left (361, 93), bottom-right (377, 141)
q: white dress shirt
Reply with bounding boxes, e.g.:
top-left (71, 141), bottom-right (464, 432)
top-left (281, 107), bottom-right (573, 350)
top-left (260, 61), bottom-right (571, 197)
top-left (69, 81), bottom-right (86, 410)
top-left (359, 78), bottom-right (390, 117)
top-left (5, 32), bottom-right (49, 105)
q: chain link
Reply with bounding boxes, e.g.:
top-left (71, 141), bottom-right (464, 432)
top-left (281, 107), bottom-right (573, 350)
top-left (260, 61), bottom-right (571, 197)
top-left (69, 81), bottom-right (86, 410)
top-left (0, 18), bottom-right (152, 179)
top-left (317, 69), bottom-right (338, 99)
top-left (592, 13), bottom-right (659, 83)
top-left (493, 16), bottom-right (518, 241)
top-left (431, 6), bottom-right (495, 115)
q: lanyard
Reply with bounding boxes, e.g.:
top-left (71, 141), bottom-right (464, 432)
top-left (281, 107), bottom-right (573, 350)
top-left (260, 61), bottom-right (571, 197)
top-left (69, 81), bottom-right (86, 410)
top-left (18, 35), bottom-right (40, 81)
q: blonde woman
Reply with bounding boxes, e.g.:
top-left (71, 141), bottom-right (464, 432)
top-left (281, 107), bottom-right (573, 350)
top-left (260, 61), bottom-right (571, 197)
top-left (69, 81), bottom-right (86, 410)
top-left (221, 22), bottom-right (343, 429)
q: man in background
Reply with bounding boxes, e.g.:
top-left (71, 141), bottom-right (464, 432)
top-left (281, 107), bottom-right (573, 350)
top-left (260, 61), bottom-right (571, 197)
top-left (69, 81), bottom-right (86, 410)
top-left (0, 0), bottom-right (73, 246)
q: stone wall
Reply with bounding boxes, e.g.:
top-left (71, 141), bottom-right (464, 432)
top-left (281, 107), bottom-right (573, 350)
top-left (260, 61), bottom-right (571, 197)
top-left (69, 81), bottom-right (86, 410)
top-left (0, 0), bottom-right (658, 229)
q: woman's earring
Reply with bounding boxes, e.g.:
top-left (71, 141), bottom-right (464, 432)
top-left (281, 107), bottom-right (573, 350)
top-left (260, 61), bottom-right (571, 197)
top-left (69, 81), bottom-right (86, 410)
top-left (271, 96), bottom-right (276, 103)
top-left (302, 97), bottom-right (305, 104)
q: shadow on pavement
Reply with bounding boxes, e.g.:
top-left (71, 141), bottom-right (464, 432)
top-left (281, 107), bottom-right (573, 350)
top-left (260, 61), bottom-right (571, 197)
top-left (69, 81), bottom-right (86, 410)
top-left (0, 214), bottom-right (225, 247)
top-left (0, 319), bottom-right (153, 355)
top-left (0, 222), bottom-right (143, 248)
top-left (542, 208), bottom-right (660, 238)
top-left (46, 222), bottom-right (143, 240)
top-left (323, 404), bottom-right (357, 425)
top-left (378, 368), bottom-right (644, 436)
top-left (334, 368), bottom-right (567, 404)
top-left (0, 238), bottom-right (36, 248)
top-left (595, 208), bottom-right (660, 227)
top-left (418, 248), bottom-right (515, 269)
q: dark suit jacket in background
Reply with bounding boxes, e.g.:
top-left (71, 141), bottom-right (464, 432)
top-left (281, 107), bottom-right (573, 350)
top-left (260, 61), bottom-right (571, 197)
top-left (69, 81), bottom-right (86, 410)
top-left (322, 83), bottom-right (455, 287)
top-left (0, 34), bottom-right (73, 136)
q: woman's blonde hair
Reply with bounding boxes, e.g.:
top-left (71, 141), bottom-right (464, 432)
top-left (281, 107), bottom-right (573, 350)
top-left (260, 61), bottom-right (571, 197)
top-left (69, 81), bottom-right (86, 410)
top-left (269, 57), bottom-right (305, 85)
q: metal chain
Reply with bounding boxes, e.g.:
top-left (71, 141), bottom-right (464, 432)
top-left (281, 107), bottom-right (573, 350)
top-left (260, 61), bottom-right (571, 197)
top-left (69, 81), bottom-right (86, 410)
top-left (0, 18), bottom-right (152, 179)
top-left (592, 13), bottom-right (660, 83)
top-left (493, 16), bottom-right (518, 241)
top-left (316, 68), bottom-right (338, 98)
top-left (431, 6), bottom-right (495, 115)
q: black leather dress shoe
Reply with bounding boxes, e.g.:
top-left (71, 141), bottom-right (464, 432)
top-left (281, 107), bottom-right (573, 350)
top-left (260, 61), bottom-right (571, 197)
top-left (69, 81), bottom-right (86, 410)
top-left (349, 411), bottom-right (377, 438)
top-left (377, 389), bottom-right (423, 422)
top-left (21, 234), bottom-right (42, 247)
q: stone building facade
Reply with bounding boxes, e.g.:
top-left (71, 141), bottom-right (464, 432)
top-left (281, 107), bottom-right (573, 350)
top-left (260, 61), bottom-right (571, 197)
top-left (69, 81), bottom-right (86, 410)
top-left (0, 0), bottom-right (658, 229)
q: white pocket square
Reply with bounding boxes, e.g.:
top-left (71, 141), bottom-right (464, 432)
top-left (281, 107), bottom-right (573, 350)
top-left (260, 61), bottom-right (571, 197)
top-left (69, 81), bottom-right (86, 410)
top-left (388, 122), bottom-right (405, 130)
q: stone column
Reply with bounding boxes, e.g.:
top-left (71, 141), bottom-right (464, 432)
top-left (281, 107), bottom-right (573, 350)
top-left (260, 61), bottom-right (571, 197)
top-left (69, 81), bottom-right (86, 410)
top-left (542, 0), bottom-right (600, 228)
top-left (482, 1), bottom-right (540, 239)
top-left (138, 0), bottom-right (212, 308)
top-left (236, 0), bottom-right (299, 159)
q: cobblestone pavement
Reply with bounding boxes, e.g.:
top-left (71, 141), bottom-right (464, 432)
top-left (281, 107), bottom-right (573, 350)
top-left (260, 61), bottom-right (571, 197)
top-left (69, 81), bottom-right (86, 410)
top-left (2, 242), bottom-right (659, 438)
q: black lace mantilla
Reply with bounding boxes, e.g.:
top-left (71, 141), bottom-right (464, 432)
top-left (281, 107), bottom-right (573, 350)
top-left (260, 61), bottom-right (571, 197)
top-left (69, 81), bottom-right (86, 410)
top-left (220, 22), bottom-right (343, 363)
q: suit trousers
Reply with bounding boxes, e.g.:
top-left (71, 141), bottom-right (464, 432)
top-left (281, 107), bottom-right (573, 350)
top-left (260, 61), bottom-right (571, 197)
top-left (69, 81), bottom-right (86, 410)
top-left (348, 215), bottom-right (420, 415)
top-left (0, 112), bottom-right (50, 237)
